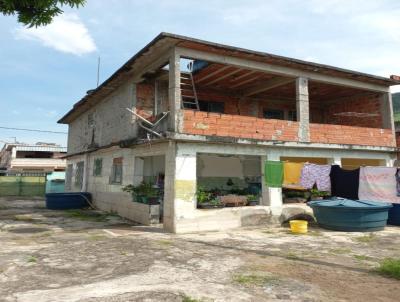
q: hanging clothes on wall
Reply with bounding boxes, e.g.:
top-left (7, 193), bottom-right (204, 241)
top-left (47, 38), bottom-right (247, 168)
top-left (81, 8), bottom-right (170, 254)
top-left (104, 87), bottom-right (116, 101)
top-left (283, 162), bottom-right (304, 189)
top-left (300, 163), bottom-right (331, 192)
top-left (264, 160), bottom-right (283, 188)
top-left (358, 167), bottom-right (400, 204)
top-left (396, 168), bottom-right (400, 197)
top-left (330, 165), bottom-right (360, 200)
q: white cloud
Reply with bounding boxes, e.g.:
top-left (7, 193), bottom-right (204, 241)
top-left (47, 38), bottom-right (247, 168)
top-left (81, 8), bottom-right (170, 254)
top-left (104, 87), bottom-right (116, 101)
top-left (14, 13), bottom-right (97, 56)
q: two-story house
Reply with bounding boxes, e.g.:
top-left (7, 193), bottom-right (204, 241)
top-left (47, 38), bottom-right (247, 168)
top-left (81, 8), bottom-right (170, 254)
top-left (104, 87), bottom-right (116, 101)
top-left (59, 33), bottom-right (399, 233)
top-left (0, 142), bottom-right (66, 174)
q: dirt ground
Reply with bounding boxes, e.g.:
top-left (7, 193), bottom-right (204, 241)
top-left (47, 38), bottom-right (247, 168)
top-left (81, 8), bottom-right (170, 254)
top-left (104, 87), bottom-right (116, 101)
top-left (0, 197), bottom-right (399, 302)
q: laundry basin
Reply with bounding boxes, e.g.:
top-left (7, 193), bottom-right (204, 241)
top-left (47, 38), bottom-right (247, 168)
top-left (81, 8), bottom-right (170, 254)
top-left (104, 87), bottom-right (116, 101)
top-left (45, 192), bottom-right (91, 210)
top-left (388, 203), bottom-right (400, 226)
top-left (308, 198), bottom-right (392, 232)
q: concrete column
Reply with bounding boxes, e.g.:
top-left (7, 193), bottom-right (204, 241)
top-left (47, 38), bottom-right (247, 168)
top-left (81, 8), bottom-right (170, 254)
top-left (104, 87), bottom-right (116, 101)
top-left (163, 142), bottom-right (197, 233)
top-left (380, 92), bottom-right (396, 146)
top-left (11, 147), bottom-right (17, 159)
top-left (296, 77), bottom-right (310, 142)
top-left (168, 48), bottom-right (181, 132)
top-left (260, 154), bottom-right (283, 215)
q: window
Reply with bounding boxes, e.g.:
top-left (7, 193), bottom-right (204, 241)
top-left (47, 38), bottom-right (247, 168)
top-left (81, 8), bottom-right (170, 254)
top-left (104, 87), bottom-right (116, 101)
top-left (75, 161), bottom-right (84, 189)
top-left (288, 110), bottom-right (297, 121)
top-left (93, 158), bottom-right (102, 176)
top-left (198, 101), bottom-right (225, 113)
top-left (263, 109), bottom-right (284, 120)
top-left (110, 157), bottom-right (123, 184)
top-left (65, 164), bottom-right (73, 190)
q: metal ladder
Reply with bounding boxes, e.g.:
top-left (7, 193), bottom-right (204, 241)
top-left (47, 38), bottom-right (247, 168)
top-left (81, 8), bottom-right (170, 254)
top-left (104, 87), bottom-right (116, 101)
top-left (180, 62), bottom-right (199, 110)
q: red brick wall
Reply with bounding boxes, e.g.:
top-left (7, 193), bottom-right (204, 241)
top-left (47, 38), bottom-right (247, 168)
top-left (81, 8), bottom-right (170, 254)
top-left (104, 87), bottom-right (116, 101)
top-left (182, 110), bottom-right (299, 141)
top-left (324, 94), bottom-right (382, 128)
top-left (310, 123), bottom-right (395, 147)
top-left (136, 83), bottom-right (155, 116)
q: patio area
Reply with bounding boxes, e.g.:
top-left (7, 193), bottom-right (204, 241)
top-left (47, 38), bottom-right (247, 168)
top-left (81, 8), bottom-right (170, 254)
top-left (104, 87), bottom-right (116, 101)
top-left (0, 197), bottom-right (399, 302)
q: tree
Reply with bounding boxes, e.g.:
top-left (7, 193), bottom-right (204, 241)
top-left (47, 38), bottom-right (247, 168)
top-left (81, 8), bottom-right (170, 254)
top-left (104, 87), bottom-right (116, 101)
top-left (0, 0), bottom-right (85, 27)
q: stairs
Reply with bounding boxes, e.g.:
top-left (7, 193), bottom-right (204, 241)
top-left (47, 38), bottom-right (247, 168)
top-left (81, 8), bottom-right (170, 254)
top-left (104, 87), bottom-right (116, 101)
top-left (180, 63), bottom-right (199, 110)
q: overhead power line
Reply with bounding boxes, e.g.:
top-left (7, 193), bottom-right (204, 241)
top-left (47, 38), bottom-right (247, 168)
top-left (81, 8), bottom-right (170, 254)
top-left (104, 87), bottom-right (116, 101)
top-left (0, 126), bottom-right (67, 134)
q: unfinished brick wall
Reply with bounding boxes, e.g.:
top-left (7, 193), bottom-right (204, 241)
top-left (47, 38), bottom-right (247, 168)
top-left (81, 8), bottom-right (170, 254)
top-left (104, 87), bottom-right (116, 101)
top-left (136, 82), bottom-right (155, 117)
top-left (310, 123), bottom-right (395, 147)
top-left (182, 110), bottom-right (299, 141)
top-left (323, 94), bottom-right (383, 128)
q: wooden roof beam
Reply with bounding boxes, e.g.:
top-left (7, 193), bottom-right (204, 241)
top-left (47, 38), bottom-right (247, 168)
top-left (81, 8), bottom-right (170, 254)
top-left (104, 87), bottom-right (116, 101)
top-left (243, 77), bottom-right (294, 97)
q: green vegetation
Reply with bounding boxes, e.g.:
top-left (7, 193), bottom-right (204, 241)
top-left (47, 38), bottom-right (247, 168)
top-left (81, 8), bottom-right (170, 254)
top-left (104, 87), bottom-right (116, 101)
top-left (353, 254), bottom-right (373, 261)
top-left (0, 0), bottom-right (86, 27)
top-left (354, 233), bottom-right (376, 243)
top-left (156, 239), bottom-right (173, 246)
top-left (376, 258), bottom-right (400, 280)
top-left (182, 295), bottom-right (202, 302)
top-left (14, 215), bottom-right (34, 221)
top-left (285, 252), bottom-right (302, 260)
top-left (64, 210), bottom-right (110, 222)
top-left (329, 248), bottom-right (352, 255)
top-left (233, 273), bottom-right (280, 286)
top-left (27, 256), bottom-right (37, 263)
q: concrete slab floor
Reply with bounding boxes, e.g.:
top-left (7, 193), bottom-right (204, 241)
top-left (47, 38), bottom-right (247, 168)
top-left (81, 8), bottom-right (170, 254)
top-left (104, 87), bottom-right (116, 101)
top-left (0, 197), bottom-right (399, 302)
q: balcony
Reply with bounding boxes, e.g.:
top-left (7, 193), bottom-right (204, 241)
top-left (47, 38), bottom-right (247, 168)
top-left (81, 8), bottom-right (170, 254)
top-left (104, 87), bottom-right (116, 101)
top-left (181, 110), bottom-right (395, 148)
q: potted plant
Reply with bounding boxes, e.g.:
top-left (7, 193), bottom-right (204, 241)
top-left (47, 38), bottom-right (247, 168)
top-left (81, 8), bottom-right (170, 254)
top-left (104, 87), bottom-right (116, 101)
top-left (246, 194), bottom-right (259, 206)
top-left (122, 182), bottom-right (159, 204)
top-left (310, 188), bottom-right (330, 201)
top-left (197, 187), bottom-right (224, 209)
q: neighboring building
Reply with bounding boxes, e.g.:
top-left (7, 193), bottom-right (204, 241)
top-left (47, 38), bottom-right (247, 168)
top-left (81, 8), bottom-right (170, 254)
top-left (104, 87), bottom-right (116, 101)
top-left (0, 142), bottom-right (67, 174)
top-left (59, 33), bottom-right (399, 233)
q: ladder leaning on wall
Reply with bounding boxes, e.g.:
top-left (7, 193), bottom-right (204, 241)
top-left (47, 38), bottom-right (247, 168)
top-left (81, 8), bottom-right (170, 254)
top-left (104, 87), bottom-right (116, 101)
top-left (180, 62), bottom-right (200, 110)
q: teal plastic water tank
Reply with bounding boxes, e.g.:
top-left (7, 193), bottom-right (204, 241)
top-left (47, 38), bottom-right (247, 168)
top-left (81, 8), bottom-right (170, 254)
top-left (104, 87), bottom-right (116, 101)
top-left (308, 198), bottom-right (392, 232)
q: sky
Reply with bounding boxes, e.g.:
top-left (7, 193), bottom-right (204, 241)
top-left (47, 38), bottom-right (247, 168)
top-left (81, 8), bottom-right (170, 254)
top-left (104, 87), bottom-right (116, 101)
top-left (1, 0), bottom-right (400, 148)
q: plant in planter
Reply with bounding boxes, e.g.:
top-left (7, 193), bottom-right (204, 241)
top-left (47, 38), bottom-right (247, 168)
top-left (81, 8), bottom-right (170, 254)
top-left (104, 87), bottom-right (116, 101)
top-left (310, 188), bottom-right (330, 200)
top-left (196, 186), bottom-right (224, 209)
top-left (246, 194), bottom-right (259, 206)
top-left (122, 182), bottom-right (160, 204)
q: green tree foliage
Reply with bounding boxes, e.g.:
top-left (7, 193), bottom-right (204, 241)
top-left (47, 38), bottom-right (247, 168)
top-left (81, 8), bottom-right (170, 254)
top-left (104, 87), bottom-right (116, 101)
top-left (0, 0), bottom-right (85, 27)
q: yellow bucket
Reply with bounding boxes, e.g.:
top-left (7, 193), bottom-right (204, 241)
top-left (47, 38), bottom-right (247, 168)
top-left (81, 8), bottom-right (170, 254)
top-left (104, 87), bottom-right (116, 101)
top-left (289, 220), bottom-right (308, 234)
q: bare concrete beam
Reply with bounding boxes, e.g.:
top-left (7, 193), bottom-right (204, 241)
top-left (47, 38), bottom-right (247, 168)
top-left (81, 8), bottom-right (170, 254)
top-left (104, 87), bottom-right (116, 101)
top-left (243, 77), bottom-right (294, 96)
top-left (177, 47), bottom-right (389, 92)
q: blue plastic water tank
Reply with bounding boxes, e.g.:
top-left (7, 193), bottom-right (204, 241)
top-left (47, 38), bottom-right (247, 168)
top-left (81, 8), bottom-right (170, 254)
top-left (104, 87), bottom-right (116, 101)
top-left (45, 192), bottom-right (91, 210)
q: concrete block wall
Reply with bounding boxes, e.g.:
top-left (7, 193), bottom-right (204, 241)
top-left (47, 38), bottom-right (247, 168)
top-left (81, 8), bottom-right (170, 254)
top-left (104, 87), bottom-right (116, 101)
top-left (66, 142), bottom-right (169, 225)
top-left (182, 110), bottom-right (299, 141)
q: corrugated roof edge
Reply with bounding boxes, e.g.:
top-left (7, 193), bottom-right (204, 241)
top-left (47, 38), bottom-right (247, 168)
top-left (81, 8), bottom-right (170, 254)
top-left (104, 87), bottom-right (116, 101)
top-left (58, 32), bottom-right (400, 124)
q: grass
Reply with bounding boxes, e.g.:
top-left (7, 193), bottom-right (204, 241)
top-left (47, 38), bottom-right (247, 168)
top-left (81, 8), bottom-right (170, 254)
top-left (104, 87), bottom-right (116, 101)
top-left (233, 273), bottom-right (280, 286)
top-left (354, 233), bottom-right (376, 243)
top-left (353, 254), bottom-right (374, 261)
top-left (64, 210), bottom-right (110, 222)
top-left (156, 239), bottom-right (173, 246)
top-left (27, 256), bottom-right (37, 263)
top-left (182, 295), bottom-right (202, 302)
top-left (14, 215), bottom-right (34, 222)
top-left (376, 258), bottom-right (400, 280)
top-left (88, 234), bottom-right (107, 241)
top-left (285, 252), bottom-right (302, 260)
top-left (329, 248), bottom-right (352, 255)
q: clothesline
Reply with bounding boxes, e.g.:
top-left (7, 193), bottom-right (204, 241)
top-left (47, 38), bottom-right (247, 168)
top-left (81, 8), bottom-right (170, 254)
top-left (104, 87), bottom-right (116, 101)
top-left (264, 160), bottom-right (400, 204)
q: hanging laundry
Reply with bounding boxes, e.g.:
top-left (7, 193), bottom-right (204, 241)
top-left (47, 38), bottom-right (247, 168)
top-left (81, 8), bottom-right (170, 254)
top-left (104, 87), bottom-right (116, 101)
top-left (330, 165), bottom-right (360, 200)
top-left (264, 160), bottom-right (283, 188)
top-left (283, 162), bottom-right (304, 189)
top-left (300, 163), bottom-right (331, 192)
top-left (358, 167), bottom-right (400, 204)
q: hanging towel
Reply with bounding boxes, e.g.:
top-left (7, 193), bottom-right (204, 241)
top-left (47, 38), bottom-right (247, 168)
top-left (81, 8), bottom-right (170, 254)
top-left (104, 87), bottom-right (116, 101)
top-left (358, 167), bottom-right (400, 204)
top-left (300, 163), bottom-right (331, 192)
top-left (264, 161), bottom-right (283, 188)
top-left (330, 165), bottom-right (360, 200)
top-left (396, 168), bottom-right (400, 197)
top-left (283, 162), bottom-right (304, 189)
